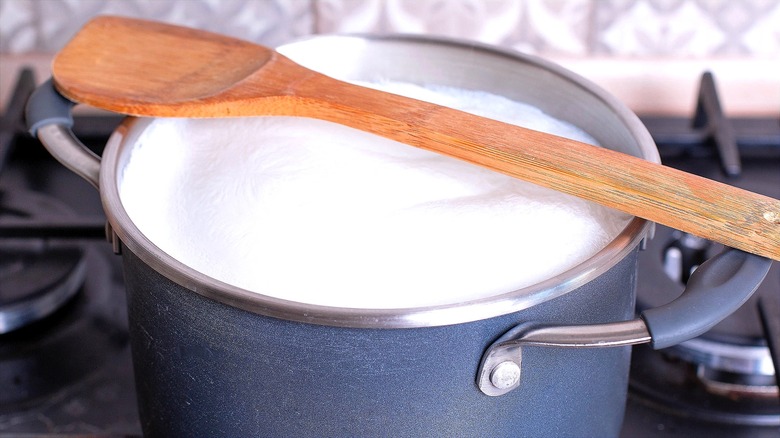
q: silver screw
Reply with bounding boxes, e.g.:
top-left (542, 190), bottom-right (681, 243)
top-left (489, 360), bottom-right (521, 389)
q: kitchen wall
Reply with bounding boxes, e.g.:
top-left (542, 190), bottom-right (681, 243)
top-left (1, 0), bottom-right (779, 115)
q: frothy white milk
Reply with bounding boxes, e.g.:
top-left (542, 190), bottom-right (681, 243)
top-left (119, 82), bottom-right (632, 308)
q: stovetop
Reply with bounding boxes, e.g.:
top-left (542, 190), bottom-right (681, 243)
top-left (0, 68), bottom-right (778, 437)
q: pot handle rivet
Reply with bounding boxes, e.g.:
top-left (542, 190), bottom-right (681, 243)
top-left (490, 361), bottom-right (521, 390)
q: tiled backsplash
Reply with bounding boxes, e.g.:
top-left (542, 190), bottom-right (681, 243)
top-left (2, 0), bottom-right (779, 115)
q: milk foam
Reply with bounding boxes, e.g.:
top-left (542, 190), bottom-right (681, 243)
top-left (119, 82), bottom-right (632, 308)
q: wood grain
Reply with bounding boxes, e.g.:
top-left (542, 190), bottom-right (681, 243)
top-left (53, 16), bottom-right (780, 260)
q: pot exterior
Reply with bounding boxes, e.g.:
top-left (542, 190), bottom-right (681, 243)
top-left (123, 247), bottom-right (638, 437)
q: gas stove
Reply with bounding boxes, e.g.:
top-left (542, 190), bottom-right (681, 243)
top-left (0, 68), bottom-right (778, 437)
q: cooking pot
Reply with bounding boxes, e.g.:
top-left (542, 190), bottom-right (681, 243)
top-left (26, 34), bottom-right (771, 437)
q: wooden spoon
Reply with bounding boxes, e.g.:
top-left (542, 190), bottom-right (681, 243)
top-left (51, 16), bottom-right (780, 261)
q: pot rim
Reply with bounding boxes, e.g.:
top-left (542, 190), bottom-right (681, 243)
top-left (99, 34), bottom-right (658, 329)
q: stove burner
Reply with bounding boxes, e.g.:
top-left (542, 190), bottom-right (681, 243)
top-left (0, 191), bottom-right (87, 333)
top-left (0, 244), bottom-right (129, 409)
top-left (629, 344), bottom-right (780, 427)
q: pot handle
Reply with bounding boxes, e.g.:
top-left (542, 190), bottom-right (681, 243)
top-left (477, 248), bottom-right (771, 396)
top-left (25, 79), bottom-right (101, 190)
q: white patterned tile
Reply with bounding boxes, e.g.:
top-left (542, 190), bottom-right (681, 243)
top-left (598, 0), bottom-right (726, 56)
top-left (4, 0), bottom-right (778, 58)
top-left (0, 0), bottom-right (37, 52)
top-left (315, 0), bottom-right (591, 55)
top-left (383, 0), bottom-right (523, 42)
top-left (314, 0), bottom-right (385, 33)
top-left (0, 0), bottom-right (315, 53)
top-left (519, 0), bottom-right (591, 55)
top-left (741, 1), bottom-right (780, 56)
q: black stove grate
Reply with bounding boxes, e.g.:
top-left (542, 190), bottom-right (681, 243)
top-left (0, 68), bottom-right (138, 434)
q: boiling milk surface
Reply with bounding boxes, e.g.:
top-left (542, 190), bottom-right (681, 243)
top-left (119, 82), bottom-right (632, 308)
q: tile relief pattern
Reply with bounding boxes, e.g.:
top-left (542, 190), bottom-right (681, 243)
top-left (314, 0), bottom-right (780, 58)
top-left (596, 1), bottom-right (726, 56)
top-left (315, 0), bottom-right (592, 55)
top-left (0, 0), bottom-right (313, 52)
top-left (741, 2), bottom-right (780, 56)
top-left (593, 0), bottom-right (780, 56)
top-left (0, 0), bottom-right (35, 52)
top-left (1, 0), bottom-right (778, 58)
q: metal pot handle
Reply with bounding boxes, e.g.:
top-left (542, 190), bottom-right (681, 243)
top-left (477, 248), bottom-right (772, 396)
top-left (26, 79), bottom-right (100, 190)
